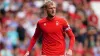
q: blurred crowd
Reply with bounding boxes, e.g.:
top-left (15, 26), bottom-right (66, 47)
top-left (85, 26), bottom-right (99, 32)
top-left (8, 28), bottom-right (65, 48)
top-left (0, 0), bottom-right (100, 56)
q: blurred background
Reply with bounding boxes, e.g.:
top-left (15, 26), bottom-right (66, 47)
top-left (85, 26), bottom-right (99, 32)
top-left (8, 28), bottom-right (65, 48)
top-left (0, 0), bottom-right (100, 56)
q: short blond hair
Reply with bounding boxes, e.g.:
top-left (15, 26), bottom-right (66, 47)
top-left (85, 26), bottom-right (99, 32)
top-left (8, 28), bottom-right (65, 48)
top-left (44, 1), bottom-right (56, 8)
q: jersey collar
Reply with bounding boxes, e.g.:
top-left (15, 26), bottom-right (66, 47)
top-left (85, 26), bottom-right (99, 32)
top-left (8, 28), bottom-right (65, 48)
top-left (46, 16), bottom-right (56, 21)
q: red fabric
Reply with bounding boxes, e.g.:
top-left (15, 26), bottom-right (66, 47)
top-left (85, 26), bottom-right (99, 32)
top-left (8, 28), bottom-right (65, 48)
top-left (88, 14), bottom-right (98, 26)
top-left (91, 0), bottom-right (100, 1)
top-left (27, 16), bottom-right (75, 55)
top-left (69, 13), bottom-right (81, 20)
top-left (73, 0), bottom-right (82, 4)
top-left (2, 17), bottom-right (10, 23)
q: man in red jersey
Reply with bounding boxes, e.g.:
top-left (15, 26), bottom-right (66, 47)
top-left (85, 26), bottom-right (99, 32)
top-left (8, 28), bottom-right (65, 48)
top-left (24, 1), bottom-right (75, 56)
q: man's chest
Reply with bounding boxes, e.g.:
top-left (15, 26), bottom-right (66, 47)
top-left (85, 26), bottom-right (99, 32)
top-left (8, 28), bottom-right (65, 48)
top-left (40, 21), bottom-right (63, 33)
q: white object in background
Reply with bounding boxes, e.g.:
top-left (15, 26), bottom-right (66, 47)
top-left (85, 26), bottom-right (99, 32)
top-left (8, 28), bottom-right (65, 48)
top-left (62, 1), bottom-right (69, 11)
top-left (17, 11), bottom-right (26, 19)
top-left (34, 1), bottom-right (44, 8)
top-left (90, 1), bottom-right (100, 30)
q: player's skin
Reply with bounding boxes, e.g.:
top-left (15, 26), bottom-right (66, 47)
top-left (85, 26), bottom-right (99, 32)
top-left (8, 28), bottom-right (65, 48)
top-left (24, 1), bottom-right (73, 56)
top-left (45, 1), bottom-right (56, 20)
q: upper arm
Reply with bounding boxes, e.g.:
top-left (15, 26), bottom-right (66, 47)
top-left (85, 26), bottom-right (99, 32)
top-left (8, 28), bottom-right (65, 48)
top-left (62, 19), bottom-right (71, 31)
top-left (33, 22), bottom-right (42, 38)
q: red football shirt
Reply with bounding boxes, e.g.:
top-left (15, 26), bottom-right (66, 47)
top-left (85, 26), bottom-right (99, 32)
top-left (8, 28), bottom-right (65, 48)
top-left (28, 16), bottom-right (75, 55)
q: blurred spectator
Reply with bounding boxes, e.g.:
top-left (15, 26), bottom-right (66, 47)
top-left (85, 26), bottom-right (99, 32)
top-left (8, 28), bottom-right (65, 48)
top-left (0, 42), bottom-right (13, 56)
top-left (93, 40), bottom-right (100, 56)
top-left (88, 35), bottom-right (95, 48)
top-left (7, 25), bottom-right (18, 47)
top-left (74, 42), bottom-right (84, 56)
top-left (0, 0), bottom-right (100, 56)
top-left (88, 10), bottom-right (98, 29)
top-left (0, 32), bottom-right (12, 50)
top-left (17, 19), bottom-right (26, 42)
top-left (73, 19), bottom-right (87, 44)
top-left (67, 0), bottom-right (76, 14)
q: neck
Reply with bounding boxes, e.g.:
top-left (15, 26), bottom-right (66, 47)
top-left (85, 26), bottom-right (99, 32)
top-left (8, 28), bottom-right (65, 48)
top-left (47, 15), bottom-right (55, 20)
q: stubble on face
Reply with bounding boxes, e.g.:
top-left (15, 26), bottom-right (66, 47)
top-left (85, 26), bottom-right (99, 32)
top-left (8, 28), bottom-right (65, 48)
top-left (44, 1), bottom-right (56, 19)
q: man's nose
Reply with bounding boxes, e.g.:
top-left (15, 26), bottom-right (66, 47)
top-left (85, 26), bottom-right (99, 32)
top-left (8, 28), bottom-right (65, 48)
top-left (52, 8), bottom-right (55, 11)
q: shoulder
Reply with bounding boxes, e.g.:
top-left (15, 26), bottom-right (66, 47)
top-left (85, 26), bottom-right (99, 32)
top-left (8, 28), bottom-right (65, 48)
top-left (37, 18), bottom-right (46, 24)
top-left (56, 16), bottom-right (67, 22)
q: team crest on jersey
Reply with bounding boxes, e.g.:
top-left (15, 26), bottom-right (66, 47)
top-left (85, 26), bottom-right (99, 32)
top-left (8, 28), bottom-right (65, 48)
top-left (44, 23), bottom-right (46, 26)
top-left (56, 21), bottom-right (59, 26)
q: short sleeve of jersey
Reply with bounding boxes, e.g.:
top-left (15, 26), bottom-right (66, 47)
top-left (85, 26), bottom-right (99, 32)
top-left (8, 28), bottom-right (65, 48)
top-left (62, 19), bottom-right (71, 31)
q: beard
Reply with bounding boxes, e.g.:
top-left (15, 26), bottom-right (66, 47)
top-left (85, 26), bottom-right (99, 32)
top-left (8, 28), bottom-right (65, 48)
top-left (47, 13), bottom-right (55, 18)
